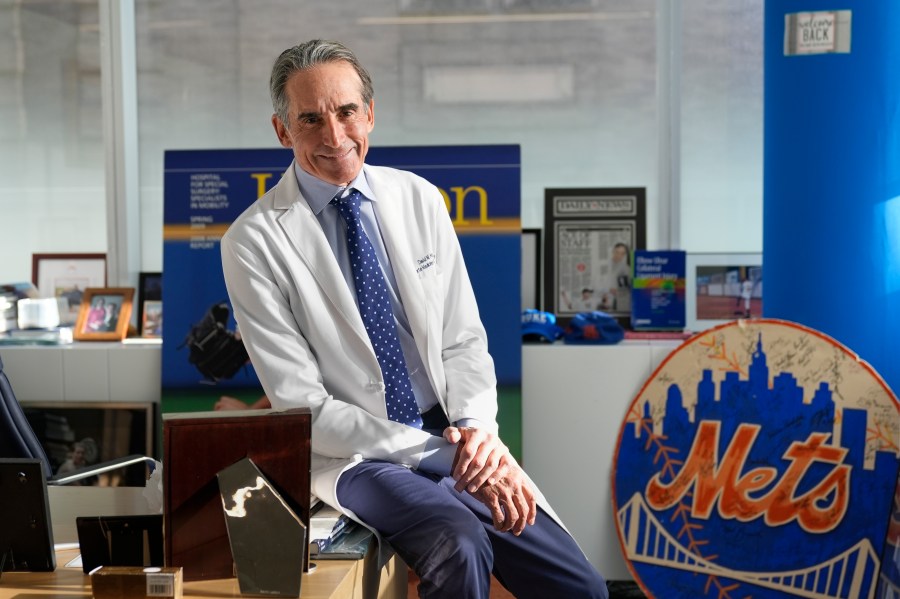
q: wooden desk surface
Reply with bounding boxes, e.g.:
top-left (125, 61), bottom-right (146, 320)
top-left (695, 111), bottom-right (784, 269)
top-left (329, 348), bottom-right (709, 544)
top-left (0, 548), bottom-right (363, 599)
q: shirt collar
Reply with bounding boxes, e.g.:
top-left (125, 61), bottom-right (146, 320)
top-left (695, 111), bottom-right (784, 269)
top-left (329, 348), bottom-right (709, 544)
top-left (294, 163), bottom-right (377, 215)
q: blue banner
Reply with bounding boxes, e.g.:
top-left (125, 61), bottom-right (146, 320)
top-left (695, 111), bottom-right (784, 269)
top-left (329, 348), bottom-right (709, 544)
top-left (162, 145), bottom-right (521, 402)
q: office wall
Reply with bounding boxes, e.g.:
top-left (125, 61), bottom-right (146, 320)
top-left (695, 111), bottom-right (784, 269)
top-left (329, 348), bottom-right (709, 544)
top-left (133, 0), bottom-right (658, 273)
top-left (0, 1), bottom-right (763, 282)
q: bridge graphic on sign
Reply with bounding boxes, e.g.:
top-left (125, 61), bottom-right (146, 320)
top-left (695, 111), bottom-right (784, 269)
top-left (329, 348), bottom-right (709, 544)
top-left (618, 493), bottom-right (879, 599)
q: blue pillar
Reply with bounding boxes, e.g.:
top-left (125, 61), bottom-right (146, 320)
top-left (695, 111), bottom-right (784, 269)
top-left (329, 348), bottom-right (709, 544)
top-left (764, 2), bottom-right (900, 394)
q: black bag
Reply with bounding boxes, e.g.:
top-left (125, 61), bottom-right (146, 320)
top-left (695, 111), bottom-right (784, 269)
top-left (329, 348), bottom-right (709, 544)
top-left (181, 303), bottom-right (249, 382)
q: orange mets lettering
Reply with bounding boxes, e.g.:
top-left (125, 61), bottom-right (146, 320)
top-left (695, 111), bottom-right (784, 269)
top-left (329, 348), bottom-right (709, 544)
top-left (438, 186), bottom-right (493, 226)
top-left (251, 173), bottom-right (273, 199)
top-left (645, 420), bottom-right (850, 533)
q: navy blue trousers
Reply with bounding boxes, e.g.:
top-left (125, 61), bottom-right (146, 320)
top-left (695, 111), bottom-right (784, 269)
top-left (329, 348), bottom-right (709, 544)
top-left (336, 460), bottom-right (608, 599)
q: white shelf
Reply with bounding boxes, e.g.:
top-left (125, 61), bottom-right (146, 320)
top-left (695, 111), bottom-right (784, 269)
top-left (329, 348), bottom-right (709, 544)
top-left (0, 343), bottom-right (161, 403)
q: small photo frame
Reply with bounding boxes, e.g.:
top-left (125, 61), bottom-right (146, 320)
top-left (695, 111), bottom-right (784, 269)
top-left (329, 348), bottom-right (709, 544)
top-left (137, 272), bottom-right (162, 337)
top-left (32, 253), bottom-right (107, 325)
top-left (142, 300), bottom-right (163, 338)
top-left (74, 288), bottom-right (134, 341)
top-left (686, 253), bottom-right (763, 332)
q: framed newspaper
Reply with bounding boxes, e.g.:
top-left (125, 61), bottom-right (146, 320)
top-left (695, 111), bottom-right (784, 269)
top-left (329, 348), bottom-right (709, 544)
top-left (543, 188), bottom-right (646, 326)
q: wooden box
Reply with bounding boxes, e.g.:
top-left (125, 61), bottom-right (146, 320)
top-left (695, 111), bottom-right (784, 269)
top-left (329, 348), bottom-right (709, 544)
top-left (162, 408), bottom-right (311, 581)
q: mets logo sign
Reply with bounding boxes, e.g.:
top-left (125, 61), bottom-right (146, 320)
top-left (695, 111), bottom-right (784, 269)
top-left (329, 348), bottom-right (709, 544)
top-left (613, 319), bottom-right (899, 599)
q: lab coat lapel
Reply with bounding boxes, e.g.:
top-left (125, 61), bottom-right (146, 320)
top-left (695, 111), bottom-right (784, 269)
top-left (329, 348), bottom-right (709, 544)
top-left (369, 177), bottom-right (431, 367)
top-left (272, 167), bottom-right (371, 349)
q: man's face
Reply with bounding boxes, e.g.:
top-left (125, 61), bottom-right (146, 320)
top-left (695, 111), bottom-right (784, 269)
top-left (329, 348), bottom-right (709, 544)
top-left (272, 61), bottom-right (374, 186)
top-left (612, 245), bottom-right (627, 263)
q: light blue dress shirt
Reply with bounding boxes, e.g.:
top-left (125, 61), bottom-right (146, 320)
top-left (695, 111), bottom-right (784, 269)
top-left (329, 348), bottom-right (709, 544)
top-left (294, 164), bottom-right (463, 475)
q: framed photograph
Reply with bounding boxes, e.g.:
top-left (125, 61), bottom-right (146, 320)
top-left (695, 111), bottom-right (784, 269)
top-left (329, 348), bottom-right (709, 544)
top-left (74, 288), bottom-right (134, 341)
top-left (686, 253), bottom-right (763, 332)
top-left (31, 253), bottom-right (107, 325)
top-left (137, 272), bottom-right (162, 337)
top-left (543, 188), bottom-right (646, 326)
top-left (521, 229), bottom-right (542, 311)
top-left (141, 300), bottom-right (163, 338)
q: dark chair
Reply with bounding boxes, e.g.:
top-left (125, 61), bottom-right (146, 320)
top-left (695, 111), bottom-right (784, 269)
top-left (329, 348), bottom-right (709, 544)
top-left (0, 354), bottom-right (155, 485)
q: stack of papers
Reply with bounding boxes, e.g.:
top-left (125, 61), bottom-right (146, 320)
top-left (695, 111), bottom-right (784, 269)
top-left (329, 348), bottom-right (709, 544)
top-left (308, 503), bottom-right (371, 560)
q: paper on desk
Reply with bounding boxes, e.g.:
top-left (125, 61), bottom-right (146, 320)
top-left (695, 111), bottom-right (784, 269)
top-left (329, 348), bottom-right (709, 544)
top-left (309, 505), bottom-right (342, 542)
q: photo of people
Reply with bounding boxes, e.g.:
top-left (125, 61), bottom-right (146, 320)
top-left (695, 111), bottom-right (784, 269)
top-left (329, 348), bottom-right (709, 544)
top-left (142, 300), bottom-right (162, 337)
top-left (73, 287), bottom-right (135, 341)
top-left (55, 438), bottom-right (99, 486)
top-left (82, 294), bottom-right (123, 333)
top-left (561, 287), bottom-right (599, 312)
top-left (600, 242), bottom-right (631, 313)
top-left (54, 281), bottom-right (86, 324)
top-left (138, 272), bottom-right (162, 337)
top-left (695, 265), bottom-right (762, 319)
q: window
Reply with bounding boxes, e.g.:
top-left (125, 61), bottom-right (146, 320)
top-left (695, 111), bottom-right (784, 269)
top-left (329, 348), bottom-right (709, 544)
top-left (0, 1), bottom-right (106, 283)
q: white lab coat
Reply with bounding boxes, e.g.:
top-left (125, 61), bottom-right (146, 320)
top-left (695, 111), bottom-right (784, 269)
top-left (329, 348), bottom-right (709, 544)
top-left (221, 162), bottom-right (559, 529)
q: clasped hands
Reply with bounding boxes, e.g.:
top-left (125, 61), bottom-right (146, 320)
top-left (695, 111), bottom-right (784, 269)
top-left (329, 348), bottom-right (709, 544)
top-left (443, 426), bottom-right (536, 535)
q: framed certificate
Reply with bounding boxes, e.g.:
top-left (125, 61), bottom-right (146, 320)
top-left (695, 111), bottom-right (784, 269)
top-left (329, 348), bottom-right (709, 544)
top-left (31, 253), bottom-right (107, 325)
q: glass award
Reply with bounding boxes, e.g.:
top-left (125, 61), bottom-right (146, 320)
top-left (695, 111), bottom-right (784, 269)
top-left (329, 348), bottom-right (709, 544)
top-left (217, 457), bottom-right (306, 597)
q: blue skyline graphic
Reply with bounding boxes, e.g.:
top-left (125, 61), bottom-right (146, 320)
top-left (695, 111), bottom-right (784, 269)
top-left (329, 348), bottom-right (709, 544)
top-left (615, 333), bottom-right (899, 599)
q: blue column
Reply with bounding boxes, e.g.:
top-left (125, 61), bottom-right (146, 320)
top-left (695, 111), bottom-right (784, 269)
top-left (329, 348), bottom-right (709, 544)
top-left (764, 2), bottom-right (900, 394)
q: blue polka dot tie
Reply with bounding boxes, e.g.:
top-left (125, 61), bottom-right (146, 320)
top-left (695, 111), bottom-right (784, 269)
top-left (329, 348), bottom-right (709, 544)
top-left (332, 190), bottom-right (423, 428)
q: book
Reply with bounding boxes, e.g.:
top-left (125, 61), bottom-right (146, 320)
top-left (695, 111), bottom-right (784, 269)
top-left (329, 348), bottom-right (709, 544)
top-left (309, 503), bottom-right (342, 545)
top-left (0, 291), bottom-right (17, 328)
top-left (0, 282), bottom-right (38, 300)
top-left (0, 327), bottom-right (73, 345)
top-left (306, 502), bottom-right (373, 561)
top-left (624, 330), bottom-right (694, 341)
top-left (630, 250), bottom-right (687, 331)
top-left (309, 518), bottom-right (372, 561)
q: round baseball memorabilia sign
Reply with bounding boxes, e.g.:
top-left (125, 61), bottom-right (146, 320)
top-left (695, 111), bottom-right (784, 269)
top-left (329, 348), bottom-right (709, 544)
top-left (613, 319), bottom-right (899, 599)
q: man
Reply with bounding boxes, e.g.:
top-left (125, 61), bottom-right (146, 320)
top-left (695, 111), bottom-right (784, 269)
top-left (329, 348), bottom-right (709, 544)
top-left (221, 39), bottom-right (607, 598)
top-left (741, 276), bottom-right (754, 318)
top-left (605, 242), bottom-right (631, 312)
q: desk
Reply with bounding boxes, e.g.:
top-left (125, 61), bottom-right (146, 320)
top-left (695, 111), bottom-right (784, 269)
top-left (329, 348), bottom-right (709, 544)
top-left (1, 548), bottom-right (406, 599)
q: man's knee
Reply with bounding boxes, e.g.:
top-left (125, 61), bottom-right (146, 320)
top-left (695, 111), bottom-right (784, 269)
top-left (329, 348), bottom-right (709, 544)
top-left (413, 512), bottom-right (491, 568)
top-left (439, 520), bottom-right (491, 558)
